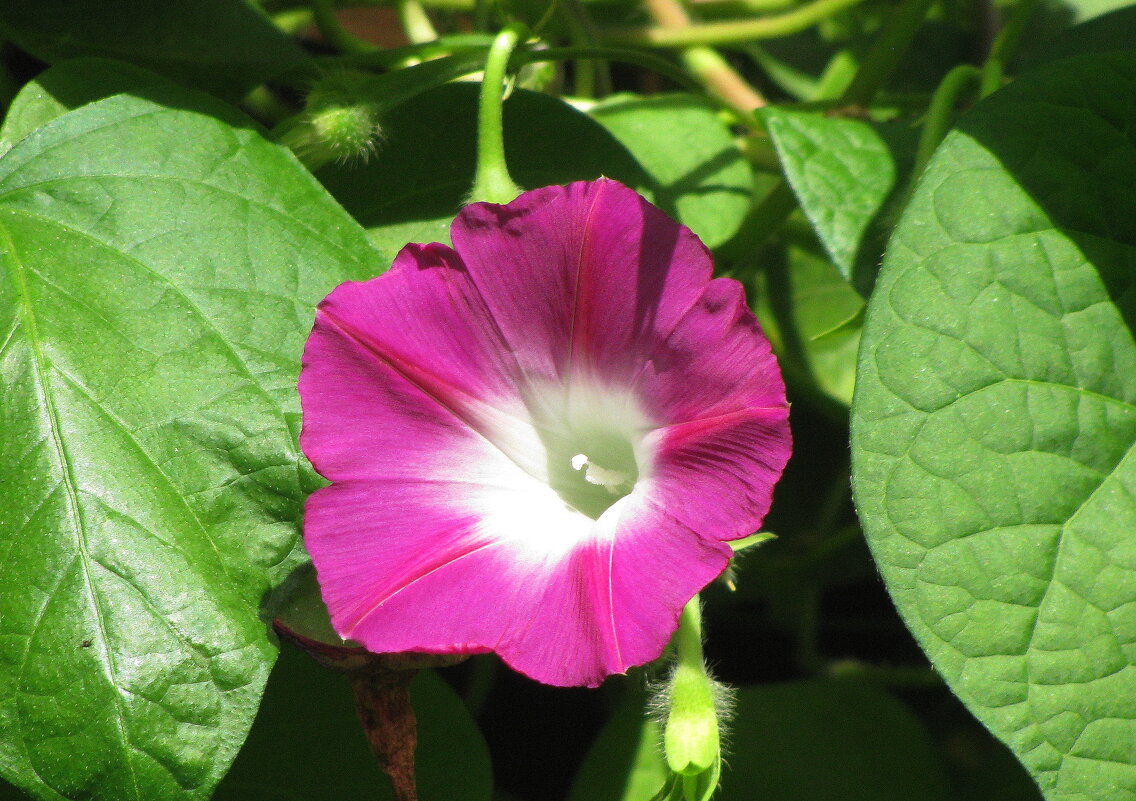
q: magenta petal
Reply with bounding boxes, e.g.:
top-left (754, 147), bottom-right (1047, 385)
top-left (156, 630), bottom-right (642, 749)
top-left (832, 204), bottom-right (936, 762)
top-left (307, 474), bottom-right (734, 687)
top-left (310, 242), bottom-right (522, 413)
top-left (634, 277), bottom-right (789, 423)
top-left (299, 179), bottom-right (792, 687)
top-left (451, 180), bottom-right (714, 387)
top-left (647, 406), bottom-right (792, 542)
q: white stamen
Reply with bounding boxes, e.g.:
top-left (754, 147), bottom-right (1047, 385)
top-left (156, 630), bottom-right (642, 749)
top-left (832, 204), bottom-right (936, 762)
top-left (571, 453), bottom-right (632, 495)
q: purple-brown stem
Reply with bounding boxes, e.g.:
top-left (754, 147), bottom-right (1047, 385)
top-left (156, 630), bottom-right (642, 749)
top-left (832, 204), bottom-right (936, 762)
top-left (273, 619), bottom-right (468, 801)
top-left (351, 669), bottom-right (419, 801)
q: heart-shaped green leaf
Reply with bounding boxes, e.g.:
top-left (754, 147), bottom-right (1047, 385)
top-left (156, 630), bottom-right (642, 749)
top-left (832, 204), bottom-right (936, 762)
top-left (851, 50), bottom-right (1136, 800)
top-left (761, 108), bottom-right (896, 284)
top-left (0, 88), bottom-right (382, 800)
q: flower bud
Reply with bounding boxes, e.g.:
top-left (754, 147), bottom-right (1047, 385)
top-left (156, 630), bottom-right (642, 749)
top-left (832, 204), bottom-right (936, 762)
top-left (651, 598), bottom-right (736, 800)
top-left (664, 662), bottom-right (720, 775)
top-left (278, 70), bottom-right (384, 170)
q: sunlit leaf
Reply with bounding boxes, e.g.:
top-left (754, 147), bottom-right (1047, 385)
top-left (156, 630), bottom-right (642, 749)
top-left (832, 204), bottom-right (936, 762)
top-left (589, 93), bottom-right (754, 249)
top-left (851, 49), bottom-right (1136, 801)
top-left (0, 88), bottom-right (382, 800)
top-left (0, 59), bottom-right (175, 156)
top-left (761, 108), bottom-right (894, 285)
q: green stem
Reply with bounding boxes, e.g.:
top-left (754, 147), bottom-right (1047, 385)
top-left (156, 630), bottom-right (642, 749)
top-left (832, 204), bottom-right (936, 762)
top-left (559, 0), bottom-right (601, 98)
top-left (602, 0), bottom-right (871, 48)
top-left (912, 64), bottom-right (980, 180)
top-left (310, 0), bottom-right (375, 54)
top-left (682, 46), bottom-right (767, 112)
top-left (470, 24), bottom-right (529, 205)
top-left (398, 0), bottom-right (439, 44)
top-left (323, 34), bottom-right (496, 71)
top-left (838, 0), bottom-right (934, 106)
top-left (273, 53), bottom-right (492, 169)
top-left (663, 596), bottom-right (721, 780)
top-left (882, 63), bottom-right (980, 225)
top-left (979, 0), bottom-right (1040, 97)
top-left (690, 0), bottom-right (800, 15)
top-left (352, 0), bottom-right (475, 8)
top-left (322, 40), bottom-right (705, 93)
top-left (675, 596), bottom-right (705, 669)
top-left (826, 659), bottom-right (943, 688)
top-left (812, 48), bottom-right (858, 100)
top-left (642, 0), bottom-right (766, 111)
top-left (271, 8), bottom-right (316, 35)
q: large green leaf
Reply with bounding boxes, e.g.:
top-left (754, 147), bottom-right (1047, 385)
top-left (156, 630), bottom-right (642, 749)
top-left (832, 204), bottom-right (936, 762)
top-left (589, 93), bottom-right (754, 249)
top-left (0, 89), bottom-right (382, 800)
top-left (0, 59), bottom-right (177, 157)
top-left (0, 0), bottom-right (308, 100)
top-left (851, 50), bottom-right (1136, 800)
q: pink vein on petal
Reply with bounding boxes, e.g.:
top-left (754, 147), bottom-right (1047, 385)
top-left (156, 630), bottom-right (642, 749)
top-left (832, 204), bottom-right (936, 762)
top-left (605, 523), bottom-right (623, 668)
top-left (342, 536), bottom-right (512, 635)
top-left (566, 182), bottom-right (605, 380)
top-left (316, 306), bottom-right (544, 477)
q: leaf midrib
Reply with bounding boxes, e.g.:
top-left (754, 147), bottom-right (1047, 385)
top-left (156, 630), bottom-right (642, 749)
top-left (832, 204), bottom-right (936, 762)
top-left (0, 220), bottom-right (143, 800)
top-left (0, 203), bottom-right (303, 478)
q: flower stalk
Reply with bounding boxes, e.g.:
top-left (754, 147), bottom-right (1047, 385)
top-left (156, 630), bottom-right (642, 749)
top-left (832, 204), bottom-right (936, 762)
top-left (469, 24), bottom-right (529, 205)
top-left (272, 619), bottom-right (465, 801)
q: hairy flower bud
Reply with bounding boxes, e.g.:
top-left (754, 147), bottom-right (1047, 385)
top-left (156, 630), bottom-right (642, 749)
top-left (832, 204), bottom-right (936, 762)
top-left (278, 70), bottom-right (384, 170)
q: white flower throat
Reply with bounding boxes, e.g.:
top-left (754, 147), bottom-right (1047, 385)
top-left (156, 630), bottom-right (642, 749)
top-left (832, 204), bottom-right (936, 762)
top-left (516, 378), bottom-right (652, 521)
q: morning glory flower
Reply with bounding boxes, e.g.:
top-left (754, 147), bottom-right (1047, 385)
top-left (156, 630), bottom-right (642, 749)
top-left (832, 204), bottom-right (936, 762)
top-left (299, 179), bottom-right (791, 687)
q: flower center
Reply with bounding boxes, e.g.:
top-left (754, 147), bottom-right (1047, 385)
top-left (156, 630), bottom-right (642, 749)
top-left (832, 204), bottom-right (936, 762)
top-left (545, 426), bottom-right (642, 519)
top-left (520, 379), bottom-right (652, 521)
